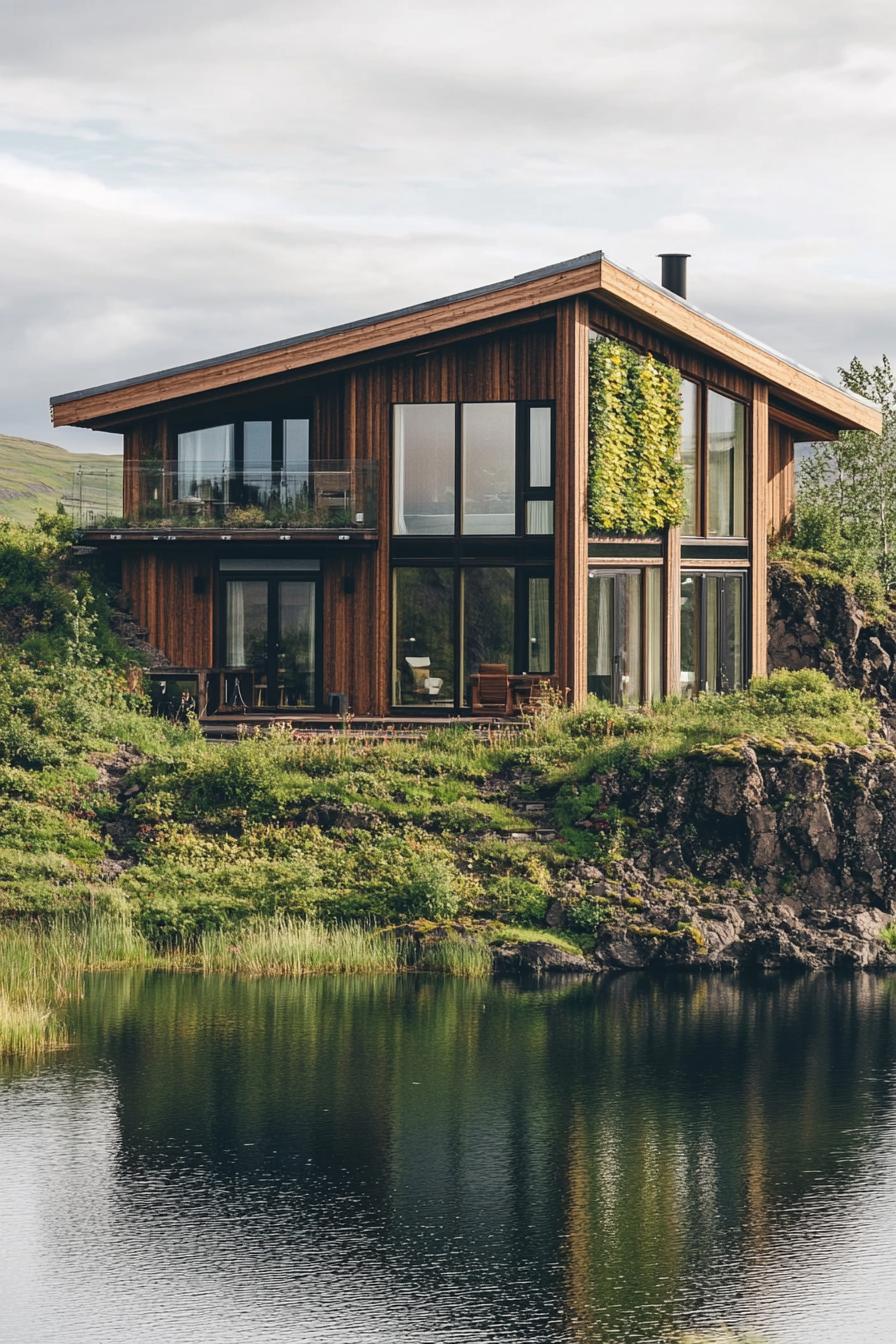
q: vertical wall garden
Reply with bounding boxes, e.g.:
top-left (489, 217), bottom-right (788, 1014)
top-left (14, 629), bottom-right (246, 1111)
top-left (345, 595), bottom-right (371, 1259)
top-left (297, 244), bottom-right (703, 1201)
top-left (588, 337), bottom-right (685, 535)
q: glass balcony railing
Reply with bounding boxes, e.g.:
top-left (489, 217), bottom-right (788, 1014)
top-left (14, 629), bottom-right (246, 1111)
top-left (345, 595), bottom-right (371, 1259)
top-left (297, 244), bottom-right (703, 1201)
top-left (64, 462), bottom-right (379, 531)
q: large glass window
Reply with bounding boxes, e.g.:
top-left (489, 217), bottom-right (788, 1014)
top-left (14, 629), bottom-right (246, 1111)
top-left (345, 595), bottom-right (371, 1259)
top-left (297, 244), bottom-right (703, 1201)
top-left (707, 392), bottom-right (746, 537)
top-left (393, 402), bottom-right (553, 537)
top-left (393, 568), bottom-right (456, 705)
top-left (392, 565), bottom-right (553, 708)
top-left (177, 425), bottom-right (234, 502)
top-left (587, 568), bottom-right (662, 704)
top-left (393, 405), bottom-right (456, 535)
top-left (680, 385), bottom-right (747, 539)
top-left (680, 571), bottom-right (746, 696)
top-left (462, 567), bottom-right (515, 704)
top-left (462, 403), bottom-right (516, 535)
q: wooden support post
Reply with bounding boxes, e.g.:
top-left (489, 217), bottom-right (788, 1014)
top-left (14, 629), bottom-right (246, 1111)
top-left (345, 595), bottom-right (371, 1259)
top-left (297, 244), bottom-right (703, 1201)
top-left (750, 382), bottom-right (769, 679)
top-left (664, 524), bottom-right (681, 695)
top-left (554, 298), bottom-right (590, 705)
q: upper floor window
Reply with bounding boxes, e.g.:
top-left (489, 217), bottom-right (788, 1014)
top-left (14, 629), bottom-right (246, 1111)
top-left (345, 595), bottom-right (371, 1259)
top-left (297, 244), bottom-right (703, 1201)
top-left (679, 381), bottom-right (747, 539)
top-left (393, 402), bottom-right (553, 537)
top-left (175, 417), bottom-right (310, 505)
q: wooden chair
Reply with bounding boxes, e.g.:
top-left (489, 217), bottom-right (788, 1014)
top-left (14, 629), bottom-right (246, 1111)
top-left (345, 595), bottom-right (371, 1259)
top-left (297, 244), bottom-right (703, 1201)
top-left (470, 663), bottom-right (512, 714)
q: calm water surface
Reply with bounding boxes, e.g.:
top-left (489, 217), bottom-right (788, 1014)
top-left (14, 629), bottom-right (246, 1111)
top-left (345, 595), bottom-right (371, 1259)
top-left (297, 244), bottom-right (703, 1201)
top-left (2, 971), bottom-right (896, 1344)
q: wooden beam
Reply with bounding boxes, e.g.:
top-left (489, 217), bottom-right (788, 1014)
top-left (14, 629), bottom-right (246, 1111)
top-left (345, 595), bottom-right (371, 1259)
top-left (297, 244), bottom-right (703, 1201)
top-left (750, 382), bottom-right (770, 679)
top-left (554, 298), bottom-right (590, 705)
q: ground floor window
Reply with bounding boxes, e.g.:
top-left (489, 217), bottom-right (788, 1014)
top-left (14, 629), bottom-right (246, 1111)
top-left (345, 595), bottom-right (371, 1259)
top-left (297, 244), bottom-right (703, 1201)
top-left (680, 571), bottom-right (746, 696)
top-left (587, 567), bottom-right (662, 704)
top-left (392, 565), bottom-right (553, 708)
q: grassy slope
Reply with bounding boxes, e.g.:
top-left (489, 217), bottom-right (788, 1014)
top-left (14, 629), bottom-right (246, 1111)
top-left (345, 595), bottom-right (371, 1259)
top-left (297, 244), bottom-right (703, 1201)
top-left (0, 435), bottom-right (122, 525)
top-left (0, 517), bottom-right (881, 939)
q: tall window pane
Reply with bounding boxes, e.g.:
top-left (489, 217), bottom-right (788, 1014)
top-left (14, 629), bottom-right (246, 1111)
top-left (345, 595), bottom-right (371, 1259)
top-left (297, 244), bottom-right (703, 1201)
top-left (243, 421), bottom-right (273, 502)
top-left (529, 407), bottom-right (552, 487)
top-left (680, 574), bottom-right (700, 698)
top-left (283, 418), bottom-right (310, 474)
top-left (393, 405), bottom-right (456, 535)
top-left (721, 574), bottom-right (745, 691)
top-left (462, 567), bottom-right (514, 706)
top-left (462, 403), bottom-right (516, 535)
top-left (645, 568), bottom-right (662, 702)
top-left (177, 425), bottom-right (234, 503)
top-left (527, 576), bottom-right (552, 673)
top-left (707, 392), bottom-right (746, 536)
top-left (587, 572), bottom-right (615, 700)
top-left (393, 568), bottom-right (455, 705)
top-left (680, 379), bottom-right (699, 534)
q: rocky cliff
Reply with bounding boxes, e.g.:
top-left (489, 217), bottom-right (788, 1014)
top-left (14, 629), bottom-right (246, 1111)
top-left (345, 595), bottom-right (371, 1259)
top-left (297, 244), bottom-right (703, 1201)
top-left (544, 738), bottom-right (896, 973)
top-left (768, 558), bottom-right (896, 716)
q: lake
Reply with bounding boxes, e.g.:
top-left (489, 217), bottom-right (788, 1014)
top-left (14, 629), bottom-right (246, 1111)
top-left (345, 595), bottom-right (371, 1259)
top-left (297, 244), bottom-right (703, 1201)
top-left (2, 971), bottom-right (896, 1343)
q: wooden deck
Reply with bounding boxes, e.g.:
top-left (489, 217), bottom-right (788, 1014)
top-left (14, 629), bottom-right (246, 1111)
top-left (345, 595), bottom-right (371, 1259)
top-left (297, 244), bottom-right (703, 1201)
top-left (199, 712), bottom-right (525, 741)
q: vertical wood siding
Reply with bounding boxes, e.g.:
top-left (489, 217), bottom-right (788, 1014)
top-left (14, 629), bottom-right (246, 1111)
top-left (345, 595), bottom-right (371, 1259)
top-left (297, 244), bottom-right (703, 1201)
top-left (768, 421), bottom-right (796, 539)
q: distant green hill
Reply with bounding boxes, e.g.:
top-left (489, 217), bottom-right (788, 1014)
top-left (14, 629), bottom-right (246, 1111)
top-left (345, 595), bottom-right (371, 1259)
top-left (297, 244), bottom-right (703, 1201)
top-left (0, 435), bottom-right (122, 526)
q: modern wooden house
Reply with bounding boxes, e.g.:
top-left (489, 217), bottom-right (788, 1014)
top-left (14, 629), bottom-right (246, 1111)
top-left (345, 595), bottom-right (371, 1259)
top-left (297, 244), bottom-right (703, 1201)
top-left (51, 251), bottom-right (881, 718)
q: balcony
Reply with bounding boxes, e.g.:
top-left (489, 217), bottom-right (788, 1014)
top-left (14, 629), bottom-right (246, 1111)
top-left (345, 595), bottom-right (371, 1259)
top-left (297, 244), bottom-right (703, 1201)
top-left (64, 462), bottom-right (379, 534)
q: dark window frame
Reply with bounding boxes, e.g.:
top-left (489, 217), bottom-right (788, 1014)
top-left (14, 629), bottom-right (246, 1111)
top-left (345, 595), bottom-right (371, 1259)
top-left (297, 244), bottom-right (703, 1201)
top-left (681, 381), bottom-right (749, 542)
top-left (216, 568), bottom-right (324, 710)
top-left (680, 568), bottom-right (748, 694)
top-left (586, 564), bottom-right (664, 704)
top-left (172, 405), bottom-right (313, 505)
top-left (390, 559), bottom-right (554, 712)
top-left (391, 400), bottom-right (555, 541)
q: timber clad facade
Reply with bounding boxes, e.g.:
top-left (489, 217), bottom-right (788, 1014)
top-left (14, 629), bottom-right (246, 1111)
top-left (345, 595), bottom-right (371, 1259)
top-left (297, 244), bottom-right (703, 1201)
top-left (51, 251), bottom-right (881, 718)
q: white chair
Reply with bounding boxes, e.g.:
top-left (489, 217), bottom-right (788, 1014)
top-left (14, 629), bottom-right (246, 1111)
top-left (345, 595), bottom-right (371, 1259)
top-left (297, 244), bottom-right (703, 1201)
top-left (405, 656), bottom-right (444, 700)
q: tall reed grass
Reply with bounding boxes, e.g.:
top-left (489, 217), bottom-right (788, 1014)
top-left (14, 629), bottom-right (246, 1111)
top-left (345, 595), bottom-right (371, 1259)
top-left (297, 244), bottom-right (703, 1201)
top-left (415, 932), bottom-right (493, 978)
top-left (0, 912), bottom-right (500, 1058)
top-left (197, 917), bottom-right (403, 976)
top-left (0, 914), bottom-right (153, 1058)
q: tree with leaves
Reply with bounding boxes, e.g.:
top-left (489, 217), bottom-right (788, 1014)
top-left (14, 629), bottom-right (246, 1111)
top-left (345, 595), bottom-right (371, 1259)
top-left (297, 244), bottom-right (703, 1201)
top-left (796, 355), bottom-right (896, 587)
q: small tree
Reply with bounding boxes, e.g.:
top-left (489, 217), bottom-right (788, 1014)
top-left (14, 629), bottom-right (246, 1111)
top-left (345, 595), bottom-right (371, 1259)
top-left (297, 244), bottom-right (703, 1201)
top-left (796, 355), bottom-right (896, 587)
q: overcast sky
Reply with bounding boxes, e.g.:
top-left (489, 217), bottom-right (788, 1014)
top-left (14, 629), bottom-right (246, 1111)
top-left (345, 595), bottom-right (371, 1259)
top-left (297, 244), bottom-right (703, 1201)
top-left (1, 0), bottom-right (894, 454)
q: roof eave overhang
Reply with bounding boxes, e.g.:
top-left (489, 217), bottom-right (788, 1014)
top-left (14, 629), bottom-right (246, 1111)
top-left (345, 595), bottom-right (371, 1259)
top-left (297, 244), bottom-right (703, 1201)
top-left (50, 250), bottom-right (882, 437)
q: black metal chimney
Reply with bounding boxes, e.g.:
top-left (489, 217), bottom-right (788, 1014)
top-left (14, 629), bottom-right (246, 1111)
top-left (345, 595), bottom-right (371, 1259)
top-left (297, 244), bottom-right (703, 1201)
top-left (658, 253), bottom-right (690, 299)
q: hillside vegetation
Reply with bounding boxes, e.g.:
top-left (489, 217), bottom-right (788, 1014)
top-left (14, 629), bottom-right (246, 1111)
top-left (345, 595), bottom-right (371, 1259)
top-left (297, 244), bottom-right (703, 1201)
top-left (0, 434), bottom-right (121, 526)
top-left (0, 515), bottom-right (878, 938)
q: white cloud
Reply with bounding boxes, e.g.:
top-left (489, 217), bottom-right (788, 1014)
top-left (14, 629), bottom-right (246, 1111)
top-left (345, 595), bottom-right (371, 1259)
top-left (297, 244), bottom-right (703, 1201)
top-left (0, 0), bottom-right (895, 446)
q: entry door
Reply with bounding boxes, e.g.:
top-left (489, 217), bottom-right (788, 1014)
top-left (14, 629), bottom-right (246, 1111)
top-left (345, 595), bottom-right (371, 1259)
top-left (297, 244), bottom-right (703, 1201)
top-left (224, 576), bottom-right (320, 708)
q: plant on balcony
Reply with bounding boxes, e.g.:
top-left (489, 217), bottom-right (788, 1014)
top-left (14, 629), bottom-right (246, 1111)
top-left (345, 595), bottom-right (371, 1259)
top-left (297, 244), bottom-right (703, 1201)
top-left (588, 337), bottom-right (685, 535)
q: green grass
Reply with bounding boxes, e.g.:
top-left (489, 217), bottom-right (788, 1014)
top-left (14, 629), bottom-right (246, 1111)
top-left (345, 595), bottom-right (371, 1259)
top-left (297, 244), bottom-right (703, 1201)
top-left (0, 436), bottom-right (121, 527)
top-left (196, 917), bottom-right (403, 976)
top-left (415, 932), bottom-right (493, 978)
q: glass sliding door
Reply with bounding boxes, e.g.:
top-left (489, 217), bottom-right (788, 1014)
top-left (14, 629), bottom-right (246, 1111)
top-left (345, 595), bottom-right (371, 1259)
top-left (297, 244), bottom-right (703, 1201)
top-left (225, 580), bottom-right (268, 708)
top-left (588, 569), bottom-right (661, 704)
top-left (223, 575), bottom-right (320, 709)
top-left (393, 568), bottom-right (456, 705)
top-left (462, 567), bottom-right (514, 706)
top-left (680, 572), bottom-right (746, 695)
top-left (278, 581), bottom-right (317, 708)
